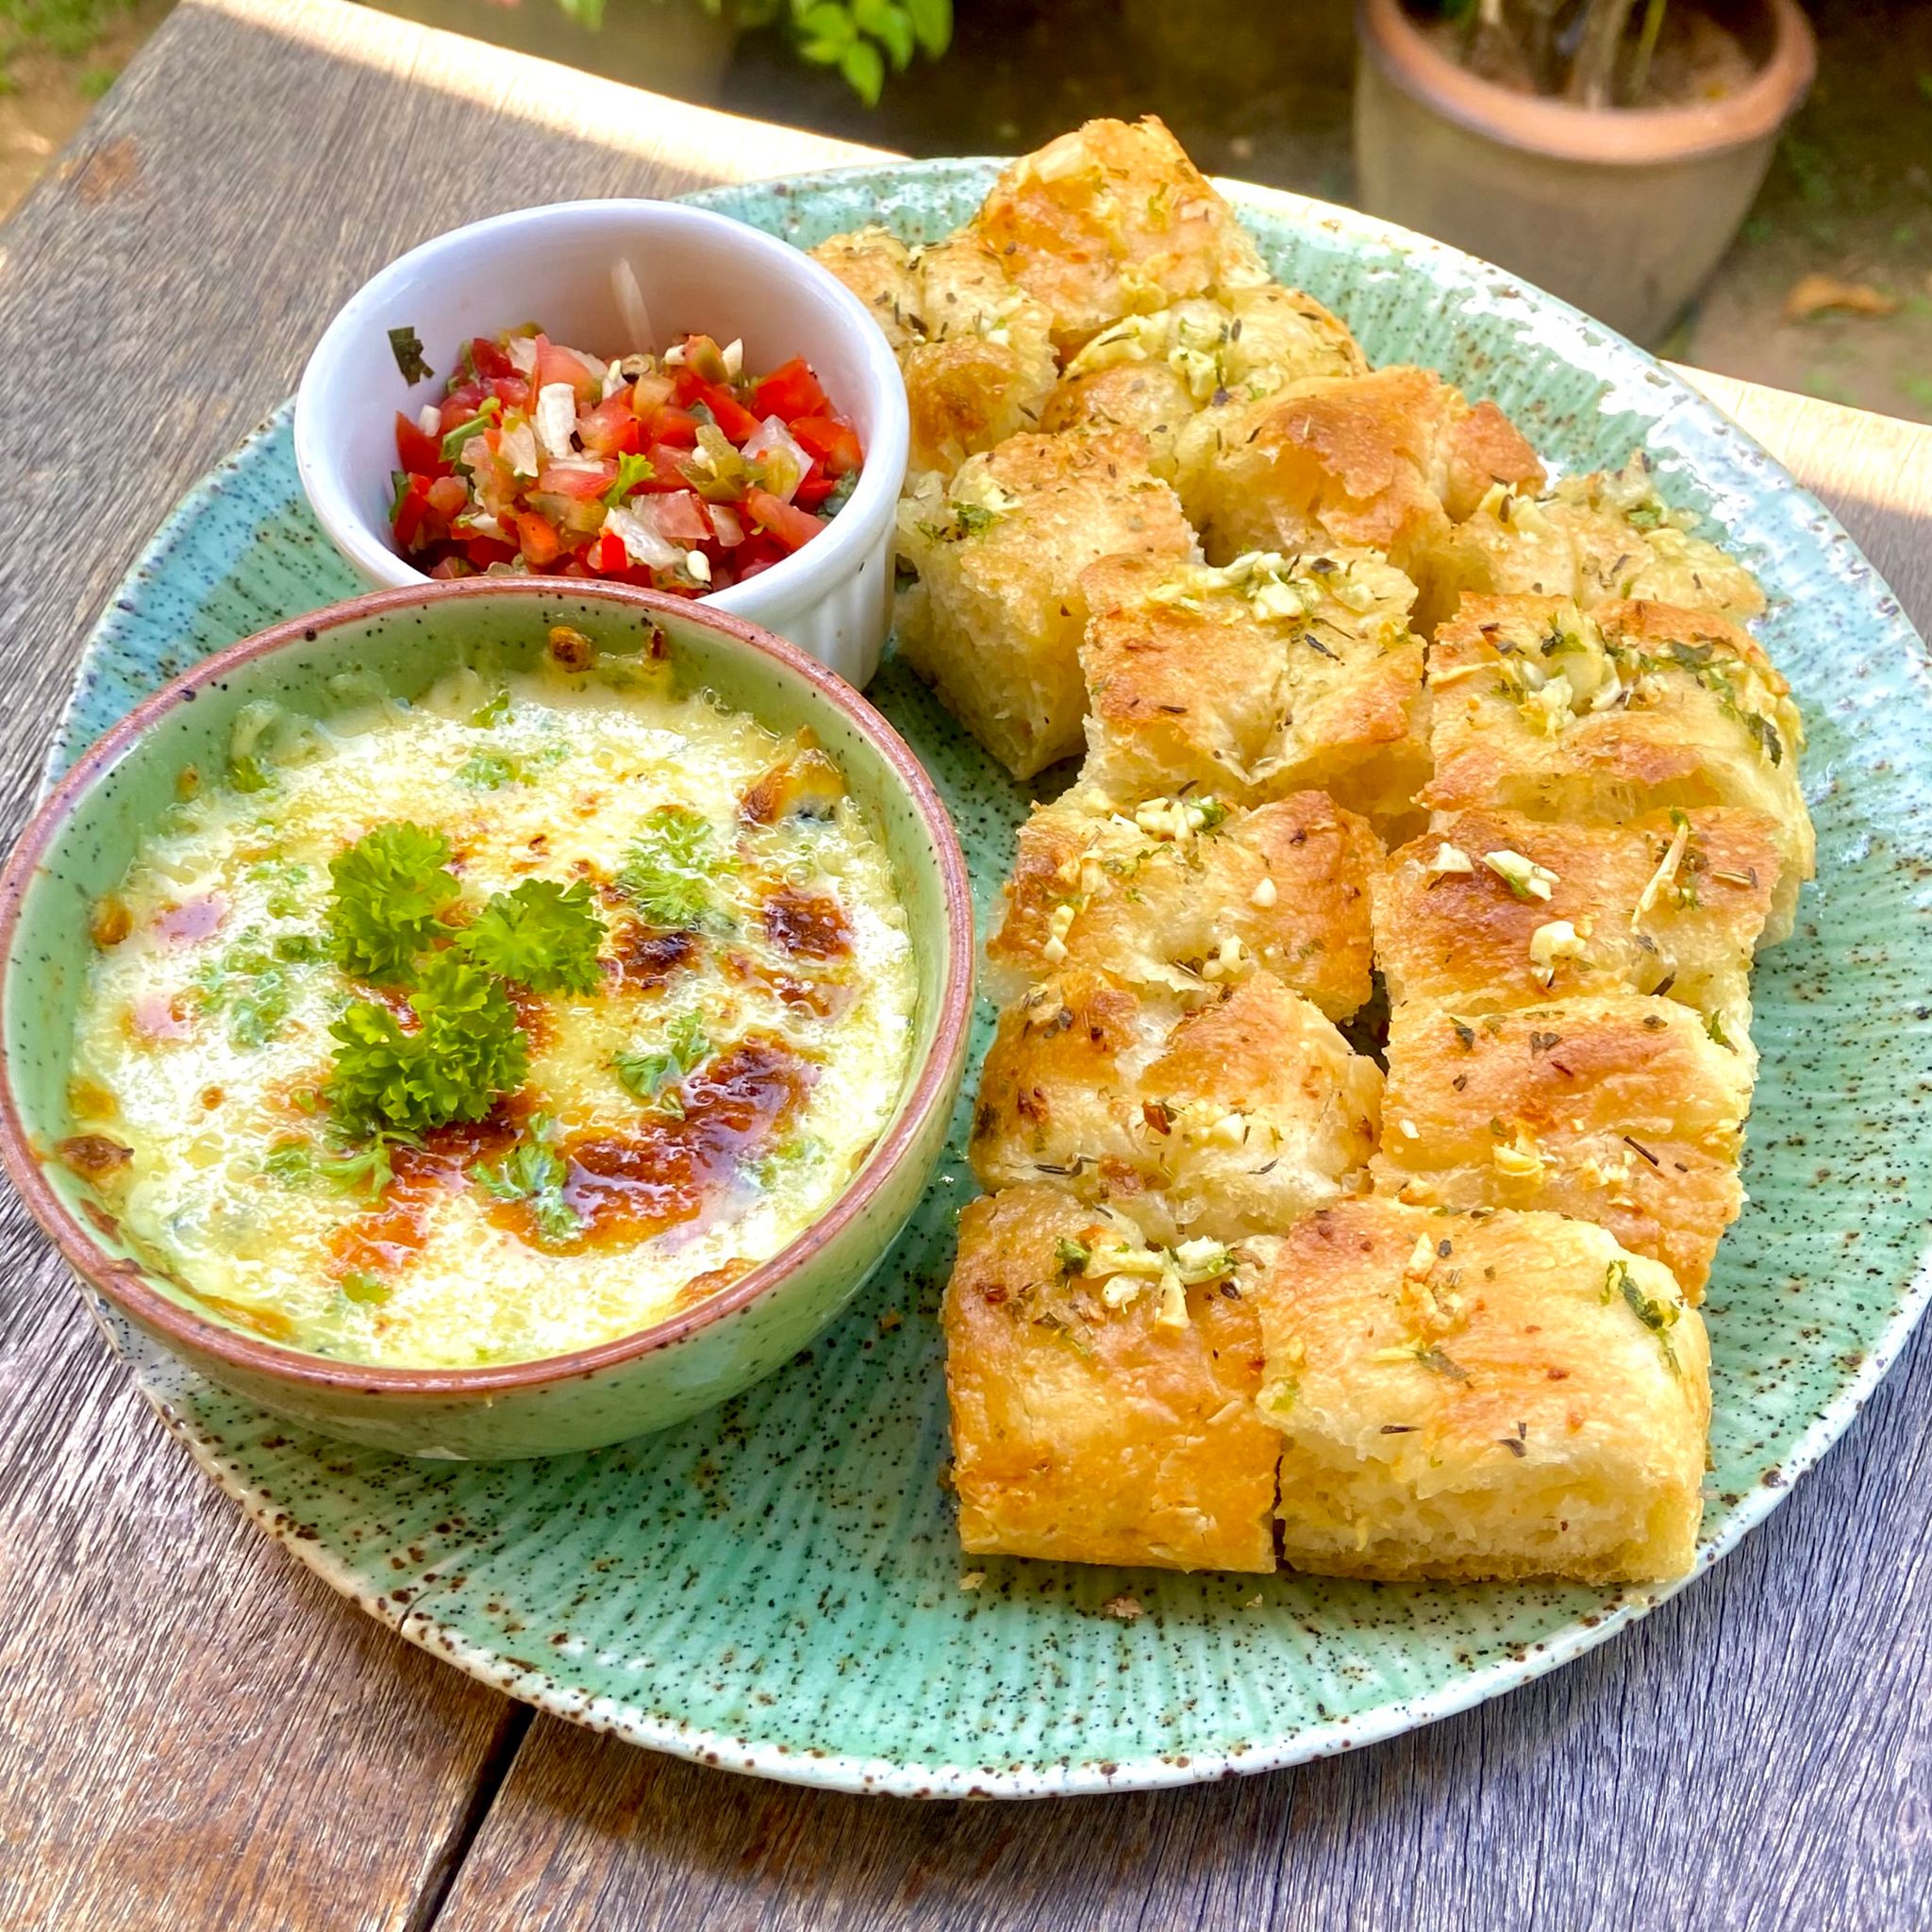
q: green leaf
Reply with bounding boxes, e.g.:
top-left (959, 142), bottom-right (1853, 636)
top-left (439, 397), bottom-right (500, 463)
top-left (326, 953), bottom-right (528, 1135)
top-left (325, 822), bottom-right (460, 985)
top-left (903, 0), bottom-right (950, 56)
top-left (841, 37), bottom-right (884, 103)
top-left (469, 689), bottom-right (513, 729)
top-left (797, 2), bottom-right (856, 41)
top-left (799, 35), bottom-right (845, 62)
top-left (455, 878), bottom-right (608, 995)
top-left (617, 806), bottom-right (725, 929)
top-left (469, 1114), bottom-right (580, 1245)
top-left (853, 0), bottom-right (912, 66)
top-left (387, 325), bottom-right (433, 385)
top-left (603, 450), bottom-right (656, 508)
top-left (456, 750), bottom-right (525, 791)
top-left (614, 1011), bottom-right (710, 1111)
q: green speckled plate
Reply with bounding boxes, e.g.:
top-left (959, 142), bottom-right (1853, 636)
top-left (45, 165), bottom-right (1932, 1797)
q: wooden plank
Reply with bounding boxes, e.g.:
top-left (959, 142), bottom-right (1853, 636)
top-left (1674, 366), bottom-right (1932, 636)
top-left (0, 4), bottom-right (871, 1928)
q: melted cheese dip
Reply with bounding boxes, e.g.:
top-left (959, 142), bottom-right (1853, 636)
top-left (65, 652), bottom-right (917, 1367)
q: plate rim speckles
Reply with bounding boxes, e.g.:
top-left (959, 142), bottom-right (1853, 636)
top-left (33, 160), bottom-right (1932, 1799)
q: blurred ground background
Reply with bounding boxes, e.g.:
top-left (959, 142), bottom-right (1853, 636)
top-left (4, 0), bottom-right (1928, 418)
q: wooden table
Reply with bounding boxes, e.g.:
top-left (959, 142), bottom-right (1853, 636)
top-left (2, 2), bottom-right (1928, 1924)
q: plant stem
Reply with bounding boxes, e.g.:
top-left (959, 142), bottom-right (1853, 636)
top-left (1566, 0), bottom-right (1641, 108)
top-left (1627, 0), bottom-right (1668, 106)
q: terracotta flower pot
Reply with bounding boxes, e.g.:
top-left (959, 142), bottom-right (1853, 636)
top-left (1354, 0), bottom-right (1816, 343)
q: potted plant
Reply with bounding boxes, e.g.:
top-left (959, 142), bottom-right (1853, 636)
top-left (1354, 0), bottom-right (1816, 342)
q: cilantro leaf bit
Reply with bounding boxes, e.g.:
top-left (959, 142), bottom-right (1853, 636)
top-left (456, 878), bottom-right (607, 995)
top-left (326, 953), bottom-right (528, 1135)
top-left (614, 1011), bottom-right (709, 1116)
top-left (388, 325), bottom-right (434, 385)
top-left (603, 451), bottom-right (657, 508)
top-left (440, 397), bottom-right (502, 463)
top-left (469, 1113), bottom-right (580, 1246)
top-left (618, 806), bottom-right (725, 929)
top-left (469, 689), bottom-right (513, 729)
top-left (326, 823), bottom-right (460, 985)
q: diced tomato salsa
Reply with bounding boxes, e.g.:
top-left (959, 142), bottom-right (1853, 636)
top-left (387, 328), bottom-right (864, 593)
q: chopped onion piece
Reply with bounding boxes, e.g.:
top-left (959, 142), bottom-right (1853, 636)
top-left (417, 404), bottom-right (441, 436)
top-left (600, 359), bottom-right (627, 403)
top-left (504, 334), bottom-right (539, 377)
top-left (498, 418), bottom-right (540, 479)
top-left (722, 338), bottom-right (743, 378)
top-left (534, 383), bottom-right (578, 460)
top-left (708, 502), bottom-right (746, 548)
top-left (604, 501), bottom-right (682, 570)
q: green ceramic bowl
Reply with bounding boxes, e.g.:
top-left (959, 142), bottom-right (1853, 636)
top-left (0, 579), bottom-right (974, 1458)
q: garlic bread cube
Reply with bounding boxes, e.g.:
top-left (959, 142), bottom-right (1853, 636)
top-left (1042, 284), bottom-right (1368, 475)
top-left (1041, 357), bottom-right (1199, 481)
top-left (808, 225), bottom-right (924, 356)
top-left (1078, 549), bottom-right (1427, 827)
top-left (1374, 996), bottom-right (1751, 1298)
top-left (1254, 1198), bottom-right (1709, 1583)
top-left (902, 233), bottom-right (1059, 477)
top-left (1442, 457), bottom-right (1765, 625)
top-left (896, 430), bottom-right (1198, 779)
top-left (1373, 806), bottom-right (1782, 1042)
top-left (1173, 366), bottom-right (1545, 622)
top-left (944, 1183), bottom-right (1278, 1573)
top-left (1422, 594), bottom-right (1813, 940)
top-left (970, 115), bottom-right (1269, 353)
top-left (985, 787), bottom-right (1379, 1020)
top-left (969, 968), bottom-right (1381, 1245)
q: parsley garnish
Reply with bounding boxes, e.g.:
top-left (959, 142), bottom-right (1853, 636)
top-left (455, 878), bottom-right (607, 995)
top-left (326, 823), bottom-right (460, 985)
top-left (326, 953), bottom-right (528, 1135)
top-left (469, 1113), bottom-right (580, 1246)
top-left (1054, 1237), bottom-right (1091, 1274)
top-left (456, 751), bottom-right (525, 791)
top-left (952, 502), bottom-right (998, 538)
top-left (469, 689), bottom-right (513, 729)
top-left (603, 452), bottom-right (657, 508)
top-left (614, 1011), bottom-right (709, 1116)
top-left (617, 806), bottom-right (724, 929)
top-left (387, 325), bottom-right (433, 385)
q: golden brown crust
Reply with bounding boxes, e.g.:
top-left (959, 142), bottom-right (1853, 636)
top-left (969, 969), bottom-right (1382, 1245)
top-left (896, 431), bottom-right (1198, 779)
top-left (1438, 460), bottom-right (1766, 625)
top-left (1421, 594), bottom-right (1813, 938)
top-left (1041, 358), bottom-right (1199, 479)
top-left (1374, 996), bottom-right (1750, 1297)
top-left (943, 1184), bottom-right (1280, 1572)
top-left (1172, 367), bottom-right (1544, 613)
top-left (808, 225), bottom-right (924, 356)
top-left (1076, 550), bottom-right (1427, 827)
top-left (969, 116), bottom-right (1269, 353)
top-left (1254, 1199), bottom-right (1709, 1583)
top-left (985, 788), bottom-right (1380, 1019)
top-left (1372, 805), bottom-right (1780, 1041)
top-left (901, 233), bottom-right (1059, 477)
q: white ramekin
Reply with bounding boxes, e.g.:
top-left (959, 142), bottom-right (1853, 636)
top-left (292, 200), bottom-right (908, 689)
